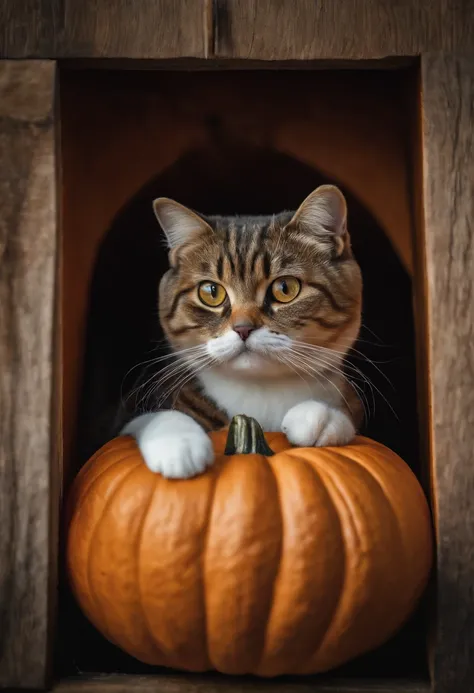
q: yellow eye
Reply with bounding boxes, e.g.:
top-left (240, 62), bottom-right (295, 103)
top-left (271, 276), bottom-right (301, 303)
top-left (198, 281), bottom-right (227, 307)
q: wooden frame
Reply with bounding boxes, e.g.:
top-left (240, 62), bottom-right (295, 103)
top-left (0, 59), bottom-right (59, 690)
top-left (0, 2), bottom-right (473, 693)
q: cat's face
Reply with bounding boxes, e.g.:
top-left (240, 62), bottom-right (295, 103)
top-left (156, 186), bottom-right (362, 380)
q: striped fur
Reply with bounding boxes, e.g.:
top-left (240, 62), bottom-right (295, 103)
top-left (148, 185), bottom-right (363, 433)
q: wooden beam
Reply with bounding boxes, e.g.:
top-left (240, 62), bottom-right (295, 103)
top-left (419, 52), bottom-right (474, 693)
top-left (54, 674), bottom-right (430, 693)
top-left (0, 60), bottom-right (59, 689)
top-left (0, 0), bottom-right (207, 59)
top-left (1, 1), bottom-right (473, 62)
top-left (213, 0), bottom-right (474, 59)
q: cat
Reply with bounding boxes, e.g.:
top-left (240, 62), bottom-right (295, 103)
top-left (121, 185), bottom-right (363, 478)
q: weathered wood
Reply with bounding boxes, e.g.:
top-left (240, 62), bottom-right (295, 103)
top-left (1, 0), bottom-right (473, 61)
top-left (0, 60), bottom-right (59, 689)
top-left (54, 674), bottom-right (430, 693)
top-left (420, 53), bottom-right (474, 693)
top-left (214, 0), bottom-right (474, 59)
top-left (0, 0), bottom-right (207, 59)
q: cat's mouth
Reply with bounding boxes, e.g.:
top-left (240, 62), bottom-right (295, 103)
top-left (206, 327), bottom-right (293, 374)
top-left (226, 349), bottom-right (278, 373)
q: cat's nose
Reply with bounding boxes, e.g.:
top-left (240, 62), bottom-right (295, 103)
top-left (233, 324), bottom-right (255, 341)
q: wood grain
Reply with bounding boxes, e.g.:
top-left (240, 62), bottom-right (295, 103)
top-left (214, 0), bottom-right (474, 59)
top-left (0, 0), bottom-right (206, 59)
top-left (54, 674), bottom-right (430, 693)
top-left (1, 0), bottom-right (473, 61)
top-left (420, 53), bottom-right (474, 693)
top-left (0, 60), bottom-right (59, 689)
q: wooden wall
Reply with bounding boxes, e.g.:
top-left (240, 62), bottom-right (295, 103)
top-left (0, 60), bottom-right (59, 690)
top-left (1, 1), bottom-right (473, 60)
top-left (419, 53), bottom-right (474, 693)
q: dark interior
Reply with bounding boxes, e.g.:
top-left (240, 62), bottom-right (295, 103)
top-left (59, 68), bottom-right (427, 682)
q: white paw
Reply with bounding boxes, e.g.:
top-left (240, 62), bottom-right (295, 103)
top-left (281, 400), bottom-right (355, 447)
top-left (121, 411), bottom-right (214, 479)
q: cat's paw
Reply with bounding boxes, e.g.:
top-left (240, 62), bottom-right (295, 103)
top-left (281, 400), bottom-right (355, 447)
top-left (121, 411), bottom-right (214, 479)
top-left (141, 432), bottom-right (214, 478)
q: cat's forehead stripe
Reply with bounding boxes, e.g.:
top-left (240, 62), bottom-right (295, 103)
top-left (171, 215), bottom-right (353, 309)
top-left (224, 223), bottom-right (272, 285)
top-left (215, 219), bottom-right (294, 285)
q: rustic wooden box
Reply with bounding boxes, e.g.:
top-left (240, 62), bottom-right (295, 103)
top-left (1, 2), bottom-right (473, 693)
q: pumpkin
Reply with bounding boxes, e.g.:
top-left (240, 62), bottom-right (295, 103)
top-left (66, 415), bottom-right (432, 677)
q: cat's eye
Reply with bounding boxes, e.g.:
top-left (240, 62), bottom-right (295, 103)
top-left (271, 276), bottom-right (301, 303)
top-left (198, 281), bottom-right (227, 307)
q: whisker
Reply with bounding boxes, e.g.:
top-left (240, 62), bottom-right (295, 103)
top-left (345, 376), bottom-right (370, 423)
top-left (293, 340), bottom-right (396, 387)
top-left (290, 345), bottom-right (398, 421)
top-left (144, 352), bottom-right (209, 400)
top-left (129, 359), bottom-right (189, 402)
top-left (275, 353), bottom-right (315, 397)
top-left (167, 356), bottom-right (217, 408)
top-left (290, 345), bottom-right (364, 380)
top-left (337, 335), bottom-right (396, 350)
top-left (287, 347), bottom-right (373, 419)
top-left (359, 324), bottom-right (385, 344)
top-left (126, 344), bottom-right (205, 377)
top-left (138, 368), bottom-right (189, 411)
top-left (133, 356), bottom-right (202, 410)
top-left (120, 344), bottom-right (207, 404)
top-left (159, 356), bottom-right (215, 408)
top-left (282, 348), bottom-right (352, 411)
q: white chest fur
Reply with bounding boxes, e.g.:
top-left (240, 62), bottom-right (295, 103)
top-left (198, 370), bottom-right (343, 431)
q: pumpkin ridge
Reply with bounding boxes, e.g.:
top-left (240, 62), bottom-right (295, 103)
top-left (255, 455), bottom-right (285, 673)
top-left (74, 437), bottom-right (136, 485)
top-left (66, 444), bottom-right (133, 519)
top-left (84, 463), bottom-right (143, 643)
top-left (200, 468), bottom-right (218, 670)
top-left (297, 454), bottom-right (348, 672)
top-left (135, 472), bottom-right (164, 661)
top-left (342, 446), bottom-right (432, 607)
top-left (257, 452), bottom-right (337, 675)
top-left (296, 446), bottom-right (418, 671)
top-left (291, 449), bottom-right (357, 672)
top-left (73, 449), bottom-right (142, 512)
top-left (338, 448), bottom-right (407, 555)
top-left (346, 445), bottom-right (425, 495)
top-left (318, 450), bottom-right (410, 639)
top-left (70, 455), bottom-right (143, 542)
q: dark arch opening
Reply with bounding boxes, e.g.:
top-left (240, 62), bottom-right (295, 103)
top-left (63, 138), bottom-right (425, 679)
top-left (76, 136), bottom-right (419, 472)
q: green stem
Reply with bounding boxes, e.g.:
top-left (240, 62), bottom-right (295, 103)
top-left (224, 415), bottom-right (275, 456)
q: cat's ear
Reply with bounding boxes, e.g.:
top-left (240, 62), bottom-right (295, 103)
top-left (289, 185), bottom-right (348, 252)
top-left (153, 198), bottom-right (212, 248)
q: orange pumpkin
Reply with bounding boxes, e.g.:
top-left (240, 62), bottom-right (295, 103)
top-left (66, 415), bottom-right (432, 677)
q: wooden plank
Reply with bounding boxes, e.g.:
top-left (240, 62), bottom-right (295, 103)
top-left (54, 674), bottom-right (430, 693)
top-left (214, 0), bottom-right (474, 59)
top-left (1, 0), bottom-right (473, 62)
top-left (0, 0), bottom-right (207, 59)
top-left (0, 60), bottom-right (59, 689)
top-left (420, 53), bottom-right (474, 693)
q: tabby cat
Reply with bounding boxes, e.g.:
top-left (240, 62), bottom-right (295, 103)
top-left (122, 185), bottom-right (363, 478)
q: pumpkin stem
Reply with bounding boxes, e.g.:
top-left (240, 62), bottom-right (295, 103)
top-left (224, 415), bottom-right (275, 456)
